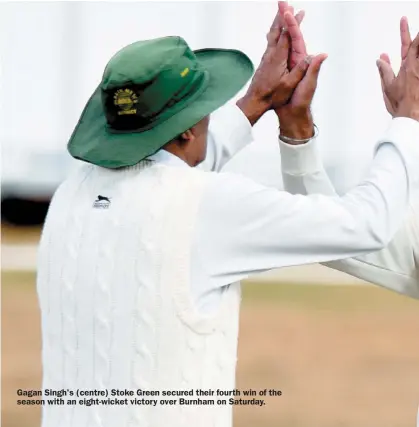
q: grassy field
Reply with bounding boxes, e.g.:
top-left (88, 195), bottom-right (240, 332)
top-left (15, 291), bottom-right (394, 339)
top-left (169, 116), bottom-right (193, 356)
top-left (2, 271), bottom-right (419, 427)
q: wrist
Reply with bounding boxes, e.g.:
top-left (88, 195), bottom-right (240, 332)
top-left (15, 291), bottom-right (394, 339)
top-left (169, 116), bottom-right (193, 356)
top-left (277, 110), bottom-right (315, 141)
top-left (279, 125), bottom-right (319, 146)
top-left (394, 105), bottom-right (419, 122)
top-left (236, 95), bottom-right (270, 127)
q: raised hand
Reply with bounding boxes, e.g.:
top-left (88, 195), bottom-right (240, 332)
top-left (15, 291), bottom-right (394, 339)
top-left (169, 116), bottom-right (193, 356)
top-left (237, 6), bottom-right (310, 125)
top-left (376, 17), bottom-right (413, 116)
top-left (276, 53), bottom-right (328, 140)
top-left (377, 27), bottom-right (419, 122)
top-left (274, 11), bottom-right (328, 140)
top-left (276, 1), bottom-right (308, 69)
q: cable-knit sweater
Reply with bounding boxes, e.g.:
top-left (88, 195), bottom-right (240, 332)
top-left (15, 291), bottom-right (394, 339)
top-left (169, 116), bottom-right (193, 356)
top-left (36, 161), bottom-right (241, 427)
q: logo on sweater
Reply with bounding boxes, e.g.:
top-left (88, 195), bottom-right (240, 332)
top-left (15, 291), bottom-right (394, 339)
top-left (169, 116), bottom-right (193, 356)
top-left (93, 195), bottom-right (111, 209)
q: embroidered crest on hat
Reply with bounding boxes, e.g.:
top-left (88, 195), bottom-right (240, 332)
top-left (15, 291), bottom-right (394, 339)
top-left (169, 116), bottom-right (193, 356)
top-left (67, 36), bottom-right (254, 168)
top-left (114, 88), bottom-right (138, 116)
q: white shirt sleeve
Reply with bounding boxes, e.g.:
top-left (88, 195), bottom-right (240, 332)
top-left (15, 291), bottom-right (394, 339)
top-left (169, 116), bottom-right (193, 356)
top-left (193, 118), bottom-right (419, 292)
top-left (280, 119), bottom-right (419, 299)
top-left (197, 103), bottom-right (253, 172)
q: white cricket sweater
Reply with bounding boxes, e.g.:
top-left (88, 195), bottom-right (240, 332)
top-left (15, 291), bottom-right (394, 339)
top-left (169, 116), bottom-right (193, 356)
top-left (36, 161), bottom-right (242, 427)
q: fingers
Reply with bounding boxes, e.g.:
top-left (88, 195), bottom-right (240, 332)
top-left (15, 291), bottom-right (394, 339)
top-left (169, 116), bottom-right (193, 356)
top-left (284, 11), bottom-right (307, 57)
top-left (278, 2), bottom-right (304, 30)
top-left (376, 58), bottom-right (395, 94)
top-left (288, 5), bottom-right (295, 16)
top-left (285, 55), bottom-right (311, 88)
top-left (267, 2), bottom-right (284, 47)
top-left (276, 27), bottom-right (291, 63)
top-left (300, 54), bottom-right (328, 94)
top-left (266, 1), bottom-right (306, 63)
top-left (400, 16), bottom-right (412, 61)
top-left (295, 10), bottom-right (305, 25)
top-left (278, 1), bottom-right (289, 18)
top-left (285, 54), bottom-right (327, 109)
top-left (380, 53), bottom-right (391, 65)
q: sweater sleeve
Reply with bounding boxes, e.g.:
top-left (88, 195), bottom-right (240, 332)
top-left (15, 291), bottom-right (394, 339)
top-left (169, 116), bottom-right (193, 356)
top-left (280, 120), bottom-right (419, 299)
top-left (193, 117), bottom-right (419, 292)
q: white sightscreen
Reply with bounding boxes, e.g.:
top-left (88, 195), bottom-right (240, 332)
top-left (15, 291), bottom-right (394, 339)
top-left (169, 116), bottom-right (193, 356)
top-left (1, 2), bottom-right (418, 193)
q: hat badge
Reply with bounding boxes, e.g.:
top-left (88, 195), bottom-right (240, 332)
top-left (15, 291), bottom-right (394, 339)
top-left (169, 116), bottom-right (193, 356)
top-left (114, 88), bottom-right (138, 116)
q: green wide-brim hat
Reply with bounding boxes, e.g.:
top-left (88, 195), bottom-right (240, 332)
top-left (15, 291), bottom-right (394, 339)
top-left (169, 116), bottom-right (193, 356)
top-left (67, 36), bottom-right (254, 169)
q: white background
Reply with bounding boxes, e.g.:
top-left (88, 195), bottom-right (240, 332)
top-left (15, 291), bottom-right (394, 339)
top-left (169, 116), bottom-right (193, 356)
top-left (1, 1), bottom-right (419, 194)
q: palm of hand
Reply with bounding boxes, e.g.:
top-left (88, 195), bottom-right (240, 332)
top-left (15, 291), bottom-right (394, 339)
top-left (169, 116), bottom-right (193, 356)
top-left (382, 62), bottom-right (409, 116)
top-left (382, 63), bottom-right (404, 115)
top-left (379, 17), bottom-right (412, 117)
top-left (383, 86), bottom-right (398, 116)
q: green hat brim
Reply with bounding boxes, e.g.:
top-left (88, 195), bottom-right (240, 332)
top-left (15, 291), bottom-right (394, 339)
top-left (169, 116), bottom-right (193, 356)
top-left (67, 49), bottom-right (254, 169)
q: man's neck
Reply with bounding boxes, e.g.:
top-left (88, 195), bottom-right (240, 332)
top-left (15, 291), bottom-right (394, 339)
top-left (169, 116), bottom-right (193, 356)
top-left (147, 149), bottom-right (190, 168)
top-left (162, 145), bottom-right (201, 167)
top-left (163, 146), bottom-right (189, 164)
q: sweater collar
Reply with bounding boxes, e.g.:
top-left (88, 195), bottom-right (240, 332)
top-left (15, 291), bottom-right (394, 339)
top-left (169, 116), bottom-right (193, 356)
top-left (147, 149), bottom-right (190, 168)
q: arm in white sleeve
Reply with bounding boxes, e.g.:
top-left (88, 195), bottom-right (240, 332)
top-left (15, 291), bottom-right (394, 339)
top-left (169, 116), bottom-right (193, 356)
top-left (280, 137), bottom-right (338, 196)
top-left (194, 118), bottom-right (419, 291)
top-left (280, 119), bottom-right (419, 299)
top-left (198, 103), bottom-right (253, 172)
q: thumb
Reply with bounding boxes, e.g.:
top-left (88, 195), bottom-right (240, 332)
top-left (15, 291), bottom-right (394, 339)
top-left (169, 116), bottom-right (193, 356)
top-left (295, 10), bottom-right (305, 25)
top-left (305, 53), bottom-right (328, 80)
top-left (376, 58), bottom-right (395, 92)
top-left (297, 53), bottom-right (328, 98)
top-left (284, 55), bottom-right (311, 88)
top-left (379, 53), bottom-right (391, 65)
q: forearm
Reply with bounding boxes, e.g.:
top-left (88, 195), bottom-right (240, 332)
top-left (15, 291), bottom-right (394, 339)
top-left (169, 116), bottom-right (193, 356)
top-left (279, 115), bottom-right (419, 205)
top-left (199, 127), bottom-right (419, 290)
top-left (322, 229), bottom-right (419, 299)
top-left (236, 95), bottom-right (270, 127)
top-left (279, 135), bottom-right (338, 196)
top-left (279, 118), bottom-right (419, 298)
top-left (279, 118), bottom-right (419, 247)
top-left (323, 198), bottom-right (419, 298)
